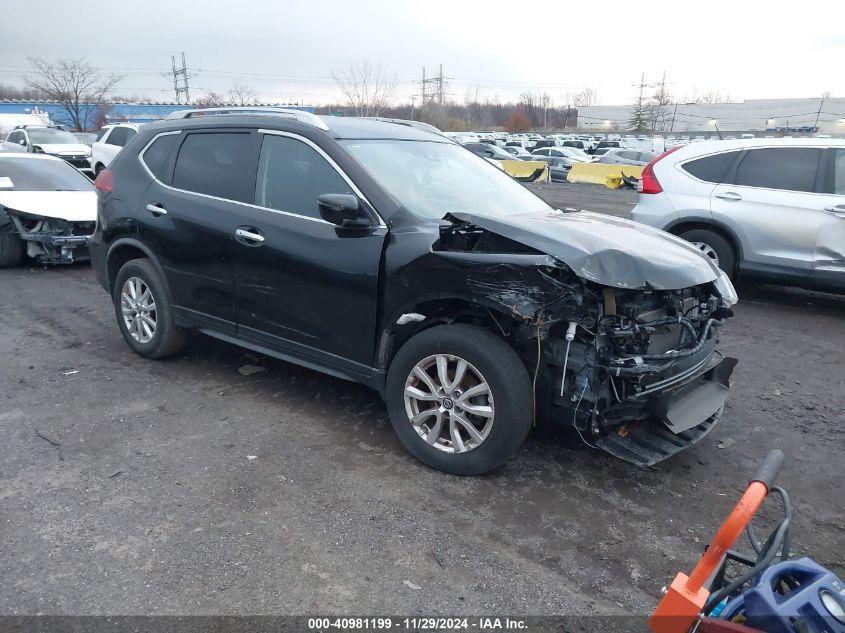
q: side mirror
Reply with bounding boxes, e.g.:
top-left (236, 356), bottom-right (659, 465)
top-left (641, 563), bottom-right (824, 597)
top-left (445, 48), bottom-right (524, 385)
top-left (18, 139), bottom-right (26, 146)
top-left (318, 194), bottom-right (367, 227)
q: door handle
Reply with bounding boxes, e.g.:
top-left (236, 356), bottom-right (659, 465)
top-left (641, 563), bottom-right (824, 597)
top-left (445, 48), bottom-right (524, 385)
top-left (715, 192), bottom-right (742, 201)
top-left (824, 204), bottom-right (845, 215)
top-left (234, 227), bottom-right (265, 245)
top-left (145, 203), bottom-right (167, 216)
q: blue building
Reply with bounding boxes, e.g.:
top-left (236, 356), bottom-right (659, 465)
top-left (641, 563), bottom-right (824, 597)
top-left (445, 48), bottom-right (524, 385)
top-left (0, 101), bottom-right (315, 130)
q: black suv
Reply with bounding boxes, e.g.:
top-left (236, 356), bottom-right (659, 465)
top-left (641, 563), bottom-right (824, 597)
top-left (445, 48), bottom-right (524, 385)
top-left (90, 107), bottom-right (739, 475)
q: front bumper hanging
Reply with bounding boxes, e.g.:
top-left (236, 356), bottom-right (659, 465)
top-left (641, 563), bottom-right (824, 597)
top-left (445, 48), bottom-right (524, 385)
top-left (595, 356), bottom-right (738, 467)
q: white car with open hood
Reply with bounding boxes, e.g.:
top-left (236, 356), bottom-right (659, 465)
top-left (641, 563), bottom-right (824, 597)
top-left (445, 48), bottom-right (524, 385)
top-left (0, 153), bottom-right (97, 266)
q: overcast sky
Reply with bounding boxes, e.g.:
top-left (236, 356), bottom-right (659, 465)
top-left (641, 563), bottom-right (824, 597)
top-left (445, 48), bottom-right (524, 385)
top-left (2, 0), bottom-right (843, 106)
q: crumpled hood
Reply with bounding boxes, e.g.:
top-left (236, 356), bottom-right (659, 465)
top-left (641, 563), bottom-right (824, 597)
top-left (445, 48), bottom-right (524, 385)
top-left (0, 191), bottom-right (97, 222)
top-left (35, 143), bottom-right (90, 156)
top-left (448, 209), bottom-right (720, 289)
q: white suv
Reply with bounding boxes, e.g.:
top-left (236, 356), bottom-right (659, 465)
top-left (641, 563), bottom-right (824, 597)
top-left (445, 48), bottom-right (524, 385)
top-left (90, 123), bottom-right (141, 175)
top-left (631, 138), bottom-right (845, 293)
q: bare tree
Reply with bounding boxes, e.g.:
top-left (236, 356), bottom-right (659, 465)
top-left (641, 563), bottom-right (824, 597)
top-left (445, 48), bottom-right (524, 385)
top-left (331, 61), bottom-right (397, 117)
top-left (228, 83), bottom-right (257, 106)
top-left (648, 83), bottom-right (674, 132)
top-left (684, 88), bottom-right (733, 104)
top-left (192, 91), bottom-right (227, 109)
top-left (24, 58), bottom-right (121, 130)
top-left (571, 87), bottom-right (600, 108)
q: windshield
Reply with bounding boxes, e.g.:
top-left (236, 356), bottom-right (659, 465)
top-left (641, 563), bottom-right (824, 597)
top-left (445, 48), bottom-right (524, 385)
top-left (560, 147), bottom-right (588, 158)
top-left (0, 157), bottom-right (94, 191)
top-left (26, 128), bottom-right (80, 145)
top-left (341, 140), bottom-right (551, 221)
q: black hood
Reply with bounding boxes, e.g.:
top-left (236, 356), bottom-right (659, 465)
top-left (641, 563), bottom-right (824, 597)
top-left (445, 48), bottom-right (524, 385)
top-left (447, 209), bottom-right (720, 290)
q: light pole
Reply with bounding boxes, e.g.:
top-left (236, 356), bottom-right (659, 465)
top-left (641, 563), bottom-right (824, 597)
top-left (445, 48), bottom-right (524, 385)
top-left (710, 119), bottom-right (722, 140)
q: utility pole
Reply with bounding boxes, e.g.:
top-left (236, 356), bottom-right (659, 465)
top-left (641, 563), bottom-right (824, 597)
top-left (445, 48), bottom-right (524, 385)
top-left (813, 96), bottom-right (825, 133)
top-left (171, 52), bottom-right (190, 104)
top-left (670, 102), bottom-right (678, 132)
top-left (421, 67), bottom-right (426, 119)
top-left (438, 63), bottom-right (444, 112)
top-left (410, 95), bottom-right (416, 121)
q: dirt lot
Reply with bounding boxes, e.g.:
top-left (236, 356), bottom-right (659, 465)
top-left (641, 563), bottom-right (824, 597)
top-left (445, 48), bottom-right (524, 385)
top-left (1, 183), bottom-right (843, 617)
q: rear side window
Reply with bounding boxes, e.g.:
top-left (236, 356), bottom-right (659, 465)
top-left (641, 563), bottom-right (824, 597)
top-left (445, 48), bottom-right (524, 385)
top-left (682, 151), bottom-right (741, 183)
top-left (834, 149), bottom-right (845, 195)
top-left (254, 134), bottom-right (353, 219)
top-left (172, 132), bottom-right (256, 203)
top-left (141, 133), bottom-right (181, 183)
top-left (734, 148), bottom-right (820, 193)
top-left (106, 127), bottom-right (129, 147)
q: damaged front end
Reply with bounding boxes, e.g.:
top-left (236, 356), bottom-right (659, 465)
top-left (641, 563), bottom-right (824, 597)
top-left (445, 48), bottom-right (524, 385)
top-left (435, 212), bottom-right (738, 467)
top-left (6, 209), bottom-right (94, 264)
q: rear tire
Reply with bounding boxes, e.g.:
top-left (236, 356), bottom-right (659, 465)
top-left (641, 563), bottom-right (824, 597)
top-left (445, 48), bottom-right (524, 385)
top-left (0, 224), bottom-right (24, 268)
top-left (385, 324), bottom-right (533, 476)
top-left (113, 258), bottom-right (186, 359)
top-left (680, 228), bottom-right (736, 278)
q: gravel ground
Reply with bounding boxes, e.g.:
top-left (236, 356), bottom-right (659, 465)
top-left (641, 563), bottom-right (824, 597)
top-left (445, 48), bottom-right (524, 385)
top-left (1, 182), bottom-right (843, 617)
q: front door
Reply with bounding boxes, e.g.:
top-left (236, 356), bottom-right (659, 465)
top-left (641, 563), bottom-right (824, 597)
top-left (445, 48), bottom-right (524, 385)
top-left (232, 131), bottom-right (386, 369)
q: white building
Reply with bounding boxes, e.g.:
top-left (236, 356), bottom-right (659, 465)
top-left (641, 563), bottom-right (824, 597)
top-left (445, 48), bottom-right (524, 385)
top-left (577, 97), bottom-right (845, 135)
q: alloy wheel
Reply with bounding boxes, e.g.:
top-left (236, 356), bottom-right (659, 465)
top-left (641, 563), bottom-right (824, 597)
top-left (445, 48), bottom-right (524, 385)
top-left (403, 354), bottom-right (494, 454)
top-left (120, 276), bottom-right (157, 344)
top-left (692, 241), bottom-right (720, 268)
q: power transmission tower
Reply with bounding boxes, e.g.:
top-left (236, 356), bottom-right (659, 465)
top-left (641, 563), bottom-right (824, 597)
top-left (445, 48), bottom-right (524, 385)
top-left (171, 52), bottom-right (191, 104)
top-left (419, 64), bottom-right (447, 123)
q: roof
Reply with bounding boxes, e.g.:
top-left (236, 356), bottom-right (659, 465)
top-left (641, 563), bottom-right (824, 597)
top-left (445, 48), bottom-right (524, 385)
top-left (152, 107), bottom-right (450, 142)
top-left (669, 136), bottom-right (845, 161)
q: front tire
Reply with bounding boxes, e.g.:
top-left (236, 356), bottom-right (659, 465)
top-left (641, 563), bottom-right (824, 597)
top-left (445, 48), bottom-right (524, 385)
top-left (113, 258), bottom-right (186, 358)
top-left (680, 228), bottom-right (736, 278)
top-left (0, 224), bottom-right (24, 268)
top-left (385, 324), bottom-right (533, 475)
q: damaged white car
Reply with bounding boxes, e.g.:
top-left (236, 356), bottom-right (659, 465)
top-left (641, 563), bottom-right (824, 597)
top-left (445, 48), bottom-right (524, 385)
top-left (0, 153), bottom-right (97, 267)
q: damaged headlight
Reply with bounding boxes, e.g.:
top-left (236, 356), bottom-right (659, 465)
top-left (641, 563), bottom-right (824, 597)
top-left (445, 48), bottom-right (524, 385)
top-left (714, 271), bottom-right (739, 307)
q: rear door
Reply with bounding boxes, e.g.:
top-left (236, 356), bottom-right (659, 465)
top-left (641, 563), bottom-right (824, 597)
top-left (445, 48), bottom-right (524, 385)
top-left (138, 129), bottom-right (260, 332)
top-left (231, 130), bottom-right (387, 368)
top-left (813, 148), bottom-right (845, 279)
top-left (710, 146), bottom-right (825, 272)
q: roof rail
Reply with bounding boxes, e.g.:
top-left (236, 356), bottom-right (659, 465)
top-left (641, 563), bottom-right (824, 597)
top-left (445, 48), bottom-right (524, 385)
top-left (164, 106), bottom-right (329, 131)
top-left (363, 117), bottom-right (443, 135)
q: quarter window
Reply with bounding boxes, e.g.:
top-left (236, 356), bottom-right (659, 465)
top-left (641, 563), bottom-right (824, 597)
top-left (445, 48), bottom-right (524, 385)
top-left (172, 132), bottom-right (257, 203)
top-left (682, 151), bottom-right (741, 183)
top-left (734, 148), bottom-right (820, 193)
top-left (141, 133), bottom-right (181, 183)
top-left (254, 134), bottom-right (353, 219)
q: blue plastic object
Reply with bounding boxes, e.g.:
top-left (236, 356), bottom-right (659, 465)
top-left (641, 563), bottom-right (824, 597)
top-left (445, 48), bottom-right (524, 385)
top-left (720, 557), bottom-right (845, 633)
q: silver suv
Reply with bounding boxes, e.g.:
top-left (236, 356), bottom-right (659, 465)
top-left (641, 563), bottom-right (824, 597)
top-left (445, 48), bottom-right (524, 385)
top-left (631, 138), bottom-right (845, 292)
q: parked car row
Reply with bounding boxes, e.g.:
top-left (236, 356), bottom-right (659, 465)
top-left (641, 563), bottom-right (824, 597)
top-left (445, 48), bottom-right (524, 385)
top-left (2, 122), bottom-right (143, 176)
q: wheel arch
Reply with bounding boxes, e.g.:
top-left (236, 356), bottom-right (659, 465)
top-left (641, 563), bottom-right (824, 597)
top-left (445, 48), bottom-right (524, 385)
top-left (376, 294), bottom-right (522, 373)
top-left (663, 217), bottom-right (744, 264)
top-left (106, 238), bottom-right (171, 297)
